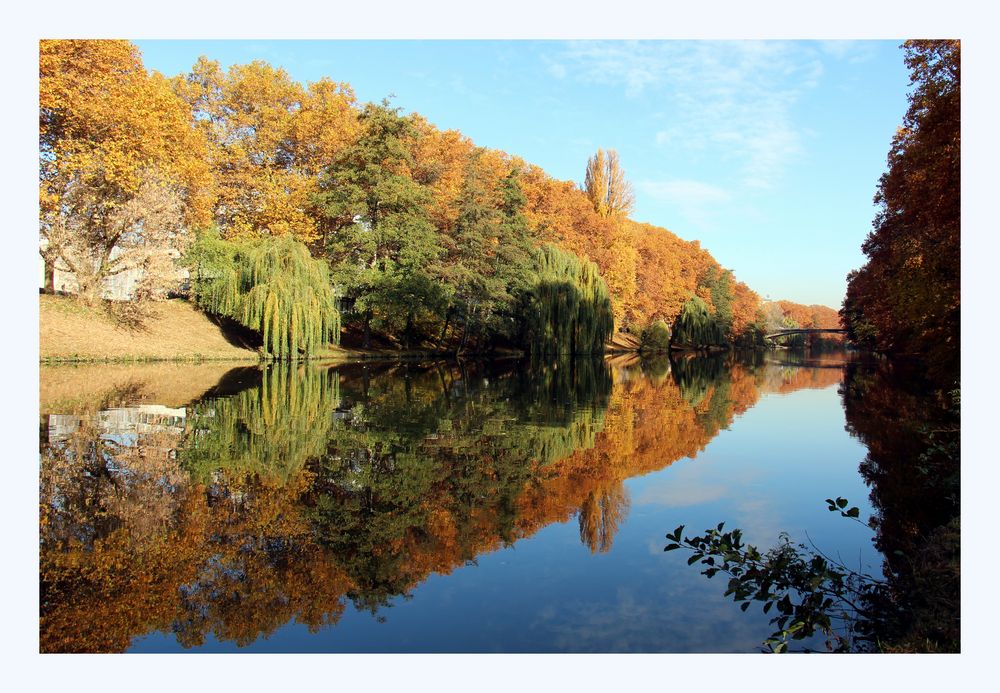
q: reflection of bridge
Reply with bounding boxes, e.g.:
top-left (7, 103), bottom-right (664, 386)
top-left (764, 328), bottom-right (846, 342)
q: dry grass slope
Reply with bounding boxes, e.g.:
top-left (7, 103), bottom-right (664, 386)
top-left (40, 295), bottom-right (259, 363)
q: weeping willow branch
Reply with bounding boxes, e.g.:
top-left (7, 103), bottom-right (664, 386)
top-left (186, 232), bottom-right (340, 359)
top-left (524, 244), bottom-right (614, 356)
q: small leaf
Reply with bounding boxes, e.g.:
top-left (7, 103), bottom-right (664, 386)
top-left (846, 507), bottom-right (860, 518)
top-left (836, 498), bottom-right (848, 509)
top-left (664, 543), bottom-right (681, 551)
top-left (740, 602), bottom-right (750, 612)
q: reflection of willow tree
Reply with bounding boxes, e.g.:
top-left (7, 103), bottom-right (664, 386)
top-left (638, 353), bottom-right (671, 384)
top-left (308, 358), bottom-right (612, 612)
top-left (40, 412), bottom-right (353, 652)
top-left (840, 361), bottom-right (959, 650)
top-left (180, 364), bottom-right (340, 484)
top-left (670, 354), bottom-right (737, 437)
top-left (41, 355), bottom-right (846, 652)
top-left (40, 365), bottom-right (354, 653)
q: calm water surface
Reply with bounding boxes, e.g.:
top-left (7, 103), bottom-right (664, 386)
top-left (40, 351), bottom-right (887, 652)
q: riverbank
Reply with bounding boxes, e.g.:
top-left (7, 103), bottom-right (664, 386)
top-left (40, 294), bottom-right (260, 363)
top-left (40, 295), bottom-right (522, 364)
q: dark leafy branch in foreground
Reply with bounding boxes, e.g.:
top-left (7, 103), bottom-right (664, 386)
top-left (665, 499), bottom-right (888, 653)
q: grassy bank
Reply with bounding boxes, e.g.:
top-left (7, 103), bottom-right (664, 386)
top-left (40, 294), bottom-right (260, 363)
top-left (39, 294), bottom-right (509, 364)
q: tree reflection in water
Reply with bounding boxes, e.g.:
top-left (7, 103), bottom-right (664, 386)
top-left (39, 352), bottom-right (844, 652)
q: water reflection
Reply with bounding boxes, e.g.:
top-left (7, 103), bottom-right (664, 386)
top-left (40, 352), bottom-right (852, 653)
top-left (840, 358), bottom-right (959, 649)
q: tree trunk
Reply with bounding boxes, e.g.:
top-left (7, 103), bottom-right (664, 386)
top-left (459, 309), bottom-right (471, 355)
top-left (404, 311), bottom-right (414, 350)
top-left (439, 307), bottom-right (452, 346)
top-left (43, 255), bottom-right (55, 294)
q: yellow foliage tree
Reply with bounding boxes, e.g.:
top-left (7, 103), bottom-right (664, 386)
top-left (583, 148), bottom-right (635, 220)
top-left (39, 39), bottom-right (212, 296)
top-left (171, 57), bottom-right (360, 245)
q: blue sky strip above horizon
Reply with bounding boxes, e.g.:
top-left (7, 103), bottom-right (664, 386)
top-left (136, 40), bottom-right (911, 309)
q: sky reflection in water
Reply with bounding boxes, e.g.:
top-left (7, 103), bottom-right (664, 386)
top-left (40, 352), bottom-right (878, 653)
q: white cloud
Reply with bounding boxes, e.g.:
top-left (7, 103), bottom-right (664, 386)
top-left (637, 178), bottom-right (731, 228)
top-left (639, 179), bottom-right (731, 205)
top-left (549, 40), bottom-right (826, 189)
top-left (818, 40), bottom-right (878, 64)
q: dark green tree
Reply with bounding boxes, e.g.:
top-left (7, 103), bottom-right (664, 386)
top-left (315, 101), bottom-right (446, 347)
top-left (523, 244), bottom-right (614, 356)
top-left (445, 155), bottom-right (537, 352)
top-left (699, 266), bottom-right (734, 335)
top-left (671, 296), bottom-right (726, 349)
top-left (640, 319), bottom-right (672, 353)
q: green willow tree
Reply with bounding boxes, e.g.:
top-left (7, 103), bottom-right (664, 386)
top-left (640, 319), bottom-right (672, 353)
top-left (671, 296), bottom-right (727, 349)
top-left (523, 244), bottom-right (614, 356)
top-left (185, 231), bottom-right (340, 359)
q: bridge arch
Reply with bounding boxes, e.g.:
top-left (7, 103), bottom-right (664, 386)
top-left (763, 328), bottom-right (847, 341)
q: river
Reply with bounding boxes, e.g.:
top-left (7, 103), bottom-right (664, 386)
top-left (40, 351), bottom-right (937, 652)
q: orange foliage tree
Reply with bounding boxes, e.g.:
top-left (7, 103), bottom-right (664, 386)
top-left (42, 41), bottom-right (775, 350)
top-left (171, 57), bottom-right (360, 244)
top-left (39, 40), bottom-right (212, 297)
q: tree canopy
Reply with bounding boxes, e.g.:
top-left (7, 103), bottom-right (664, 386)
top-left (185, 231), bottom-right (340, 359)
top-left (841, 40), bottom-right (959, 385)
top-left (39, 40), bottom-right (211, 299)
top-left (39, 40), bottom-right (782, 355)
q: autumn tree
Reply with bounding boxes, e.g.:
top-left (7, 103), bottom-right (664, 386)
top-left (583, 149), bottom-right (635, 220)
top-left (39, 40), bottom-right (211, 300)
top-left (171, 57), bottom-right (359, 245)
top-left (581, 150), bottom-right (638, 323)
top-left (409, 117), bottom-right (477, 234)
top-left (842, 40), bottom-right (960, 384)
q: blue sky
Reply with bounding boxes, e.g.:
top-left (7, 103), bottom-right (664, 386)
top-left (136, 39), bottom-right (911, 308)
